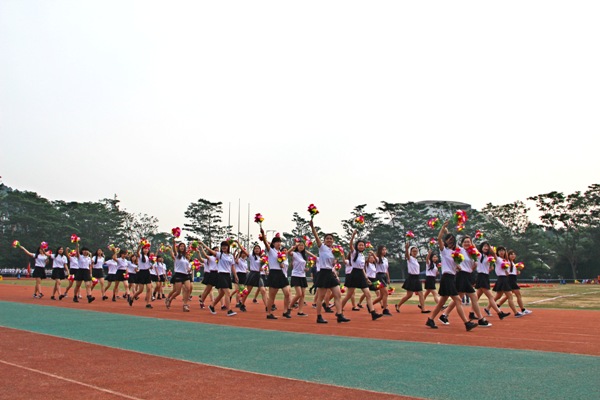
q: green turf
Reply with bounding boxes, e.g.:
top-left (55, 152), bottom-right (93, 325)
top-left (0, 300), bottom-right (598, 400)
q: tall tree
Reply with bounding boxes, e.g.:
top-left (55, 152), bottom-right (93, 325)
top-left (183, 199), bottom-right (226, 247)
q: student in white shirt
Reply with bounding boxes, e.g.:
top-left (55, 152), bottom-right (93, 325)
top-left (395, 243), bottom-right (430, 313)
top-left (372, 245), bottom-right (392, 315)
top-left (423, 250), bottom-right (441, 305)
top-left (151, 254), bottom-right (168, 300)
top-left (61, 249), bottom-right (78, 300)
top-left (474, 242), bottom-right (511, 319)
top-left (287, 239), bottom-right (317, 317)
top-left (199, 244), bottom-right (219, 309)
top-left (50, 246), bottom-right (69, 300)
top-left (425, 221), bottom-right (478, 331)
top-left (493, 248), bottom-right (527, 317)
top-left (18, 244), bottom-right (49, 298)
top-left (73, 242), bottom-right (96, 303)
top-left (103, 251), bottom-right (120, 299)
top-left (309, 219), bottom-right (350, 324)
top-left (240, 245), bottom-right (268, 312)
top-left (129, 244), bottom-right (155, 309)
top-left (165, 239), bottom-right (192, 312)
top-left (232, 250), bottom-right (248, 309)
top-left (91, 249), bottom-right (107, 300)
top-left (260, 227), bottom-right (292, 320)
top-left (206, 240), bottom-right (239, 317)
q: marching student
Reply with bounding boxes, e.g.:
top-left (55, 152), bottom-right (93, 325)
top-left (126, 253), bottom-right (138, 298)
top-left (103, 250), bottom-right (120, 297)
top-left (309, 219), bottom-right (349, 324)
top-left (260, 228), bottom-right (292, 320)
top-left (287, 239), bottom-right (317, 317)
top-left (112, 249), bottom-right (130, 301)
top-left (50, 246), bottom-right (69, 300)
top-left (129, 244), bottom-right (154, 309)
top-left (425, 221), bottom-right (478, 331)
top-left (372, 245), bottom-right (392, 315)
top-left (18, 244), bottom-right (49, 298)
top-left (395, 243), bottom-right (430, 314)
top-left (73, 242), bottom-right (96, 303)
top-left (165, 238), bottom-right (192, 312)
top-left (206, 240), bottom-right (239, 317)
top-left (92, 249), bottom-right (108, 300)
top-left (61, 248), bottom-right (78, 300)
top-left (437, 236), bottom-right (491, 326)
top-left (341, 230), bottom-right (382, 320)
top-left (151, 254), bottom-right (168, 300)
top-left (199, 244), bottom-right (218, 309)
top-left (232, 249), bottom-right (248, 307)
top-left (423, 249), bottom-right (441, 305)
top-left (493, 248), bottom-right (526, 317)
top-left (475, 242), bottom-right (510, 319)
top-left (240, 245), bottom-right (268, 312)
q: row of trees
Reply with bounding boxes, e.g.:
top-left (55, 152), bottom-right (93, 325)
top-left (2, 183), bottom-right (599, 280)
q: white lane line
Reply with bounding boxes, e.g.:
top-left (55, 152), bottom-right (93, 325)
top-left (0, 359), bottom-right (144, 400)
top-left (529, 290), bottom-right (600, 304)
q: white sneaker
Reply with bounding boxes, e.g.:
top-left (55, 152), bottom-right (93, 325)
top-left (515, 312), bottom-right (524, 318)
top-left (523, 309), bottom-right (532, 315)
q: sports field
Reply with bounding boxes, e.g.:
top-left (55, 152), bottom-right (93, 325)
top-left (1, 279), bottom-right (599, 400)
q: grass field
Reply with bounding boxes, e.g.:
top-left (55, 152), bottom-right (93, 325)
top-left (2, 278), bottom-right (600, 310)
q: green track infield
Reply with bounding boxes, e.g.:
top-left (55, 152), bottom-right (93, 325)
top-left (1, 301), bottom-right (598, 400)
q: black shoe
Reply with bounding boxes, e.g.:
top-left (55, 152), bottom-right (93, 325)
top-left (87, 296), bottom-right (95, 304)
top-left (484, 308), bottom-right (492, 317)
top-left (112, 297), bottom-right (116, 302)
top-left (316, 315), bottom-right (328, 324)
top-left (102, 296), bottom-right (108, 301)
top-left (478, 318), bottom-right (492, 327)
top-left (498, 311), bottom-right (511, 320)
top-left (426, 318), bottom-right (438, 329)
top-left (297, 312), bottom-right (308, 317)
top-left (395, 304), bottom-right (400, 313)
top-left (73, 297), bottom-right (79, 303)
top-left (146, 304), bottom-right (153, 309)
top-left (323, 303), bottom-right (333, 313)
top-left (227, 310), bottom-right (237, 317)
top-left (58, 294), bottom-right (65, 300)
top-left (382, 308), bottom-right (392, 316)
top-left (235, 302), bottom-right (241, 308)
top-left (283, 311), bottom-right (291, 319)
top-left (50, 296), bottom-right (56, 300)
top-left (208, 305), bottom-right (216, 315)
top-left (421, 310), bottom-right (431, 314)
top-left (266, 314), bottom-right (277, 320)
top-left (371, 311), bottom-right (383, 321)
top-left (221, 305), bottom-right (227, 310)
top-left (439, 315), bottom-right (450, 325)
top-left (271, 304), bottom-right (277, 311)
top-left (465, 321), bottom-right (478, 331)
top-left (252, 299), bottom-right (258, 303)
top-left (128, 297), bottom-right (134, 306)
top-left (357, 304), bottom-right (363, 309)
top-left (240, 304), bottom-right (247, 312)
top-left (336, 313), bottom-right (350, 323)
top-left (469, 312), bottom-right (476, 320)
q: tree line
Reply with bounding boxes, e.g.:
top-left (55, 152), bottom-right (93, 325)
top-left (2, 183), bottom-right (599, 280)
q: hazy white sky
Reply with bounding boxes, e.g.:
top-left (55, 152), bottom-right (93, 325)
top-left (1, 1), bottom-right (599, 236)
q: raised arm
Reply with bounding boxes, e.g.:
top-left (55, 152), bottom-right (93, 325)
top-left (438, 220), bottom-right (449, 251)
top-left (19, 246), bottom-right (34, 258)
top-left (405, 242), bottom-right (410, 259)
top-left (238, 244), bottom-right (249, 258)
top-left (309, 219), bottom-right (322, 248)
top-left (349, 230), bottom-right (357, 256)
top-left (306, 250), bottom-right (317, 259)
top-left (201, 242), bottom-right (217, 257)
top-left (259, 227), bottom-right (271, 252)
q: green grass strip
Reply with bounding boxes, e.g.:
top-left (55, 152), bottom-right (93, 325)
top-left (0, 301), bottom-right (598, 400)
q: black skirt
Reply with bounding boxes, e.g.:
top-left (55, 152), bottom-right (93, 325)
top-left (345, 268), bottom-right (369, 289)
top-left (75, 268), bottom-right (91, 282)
top-left (217, 272), bottom-right (233, 289)
top-left (508, 275), bottom-right (520, 290)
top-left (51, 268), bottom-right (66, 280)
top-left (106, 273), bottom-right (116, 282)
top-left (159, 275), bottom-right (166, 283)
top-left (137, 269), bottom-right (151, 284)
top-left (172, 272), bottom-right (191, 283)
top-left (315, 269), bottom-right (339, 289)
top-left (475, 273), bottom-right (490, 290)
top-left (424, 275), bottom-right (437, 290)
top-left (245, 271), bottom-right (265, 287)
top-left (236, 272), bottom-right (247, 285)
top-left (267, 269), bottom-right (289, 289)
top-left (438, 273), bottom-right (459, 297)
top-left (32, 267), bottom-right (47, 279)
top-left (455, 271), bottom-right (476, 294)
top-left (376, 272), bottom-right (389, 286)
top-left (290, 276), bottom-right (308, 288)
top-left (402, 274), bottom-right (422, 292)
top-left (493, 275), bottom-right (512, 292)
top-left (115, 270), bottom-right (126, 282)
top-left (150, 274), bottom-right (159, 282)
top-left (208, 271), bottom-right (219, 287)
top-left (92, 268), bottom-right (104, 279)
top-left (127, 273), bottom-right (137, 284)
